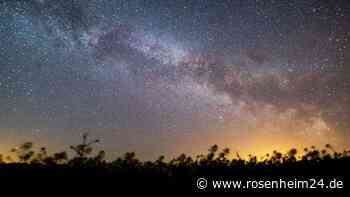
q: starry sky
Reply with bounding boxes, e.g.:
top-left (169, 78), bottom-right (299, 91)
top-left (1, 0), bottom-right (350, 160)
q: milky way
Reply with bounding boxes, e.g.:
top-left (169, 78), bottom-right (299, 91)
top-left (0, 0), bottom-right (350, 159)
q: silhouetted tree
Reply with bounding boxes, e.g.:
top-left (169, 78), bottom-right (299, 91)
top-left (52, 151), bottom-right (68, 164)
top-left (11, 142), bottom-right (35, 163)
top-left (207, 144), bottom-right (218, 161)
top-left (70, 133), bottom-right (100, 159)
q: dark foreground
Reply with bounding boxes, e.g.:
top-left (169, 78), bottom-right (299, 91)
top-left (0, 143), bottom-right (349, 194)
top-left (0, 160), bottom-right (349, 194)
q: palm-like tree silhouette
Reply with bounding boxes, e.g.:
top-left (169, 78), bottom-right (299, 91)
top-left (70, 133), bottom-right (100, 159)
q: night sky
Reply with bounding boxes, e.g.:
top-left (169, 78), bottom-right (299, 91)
top-left (1, 0), bottom-right (350, 160)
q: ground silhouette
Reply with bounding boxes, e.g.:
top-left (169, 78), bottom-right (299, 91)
top-left (0, 133), bottom-right (348, 193)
